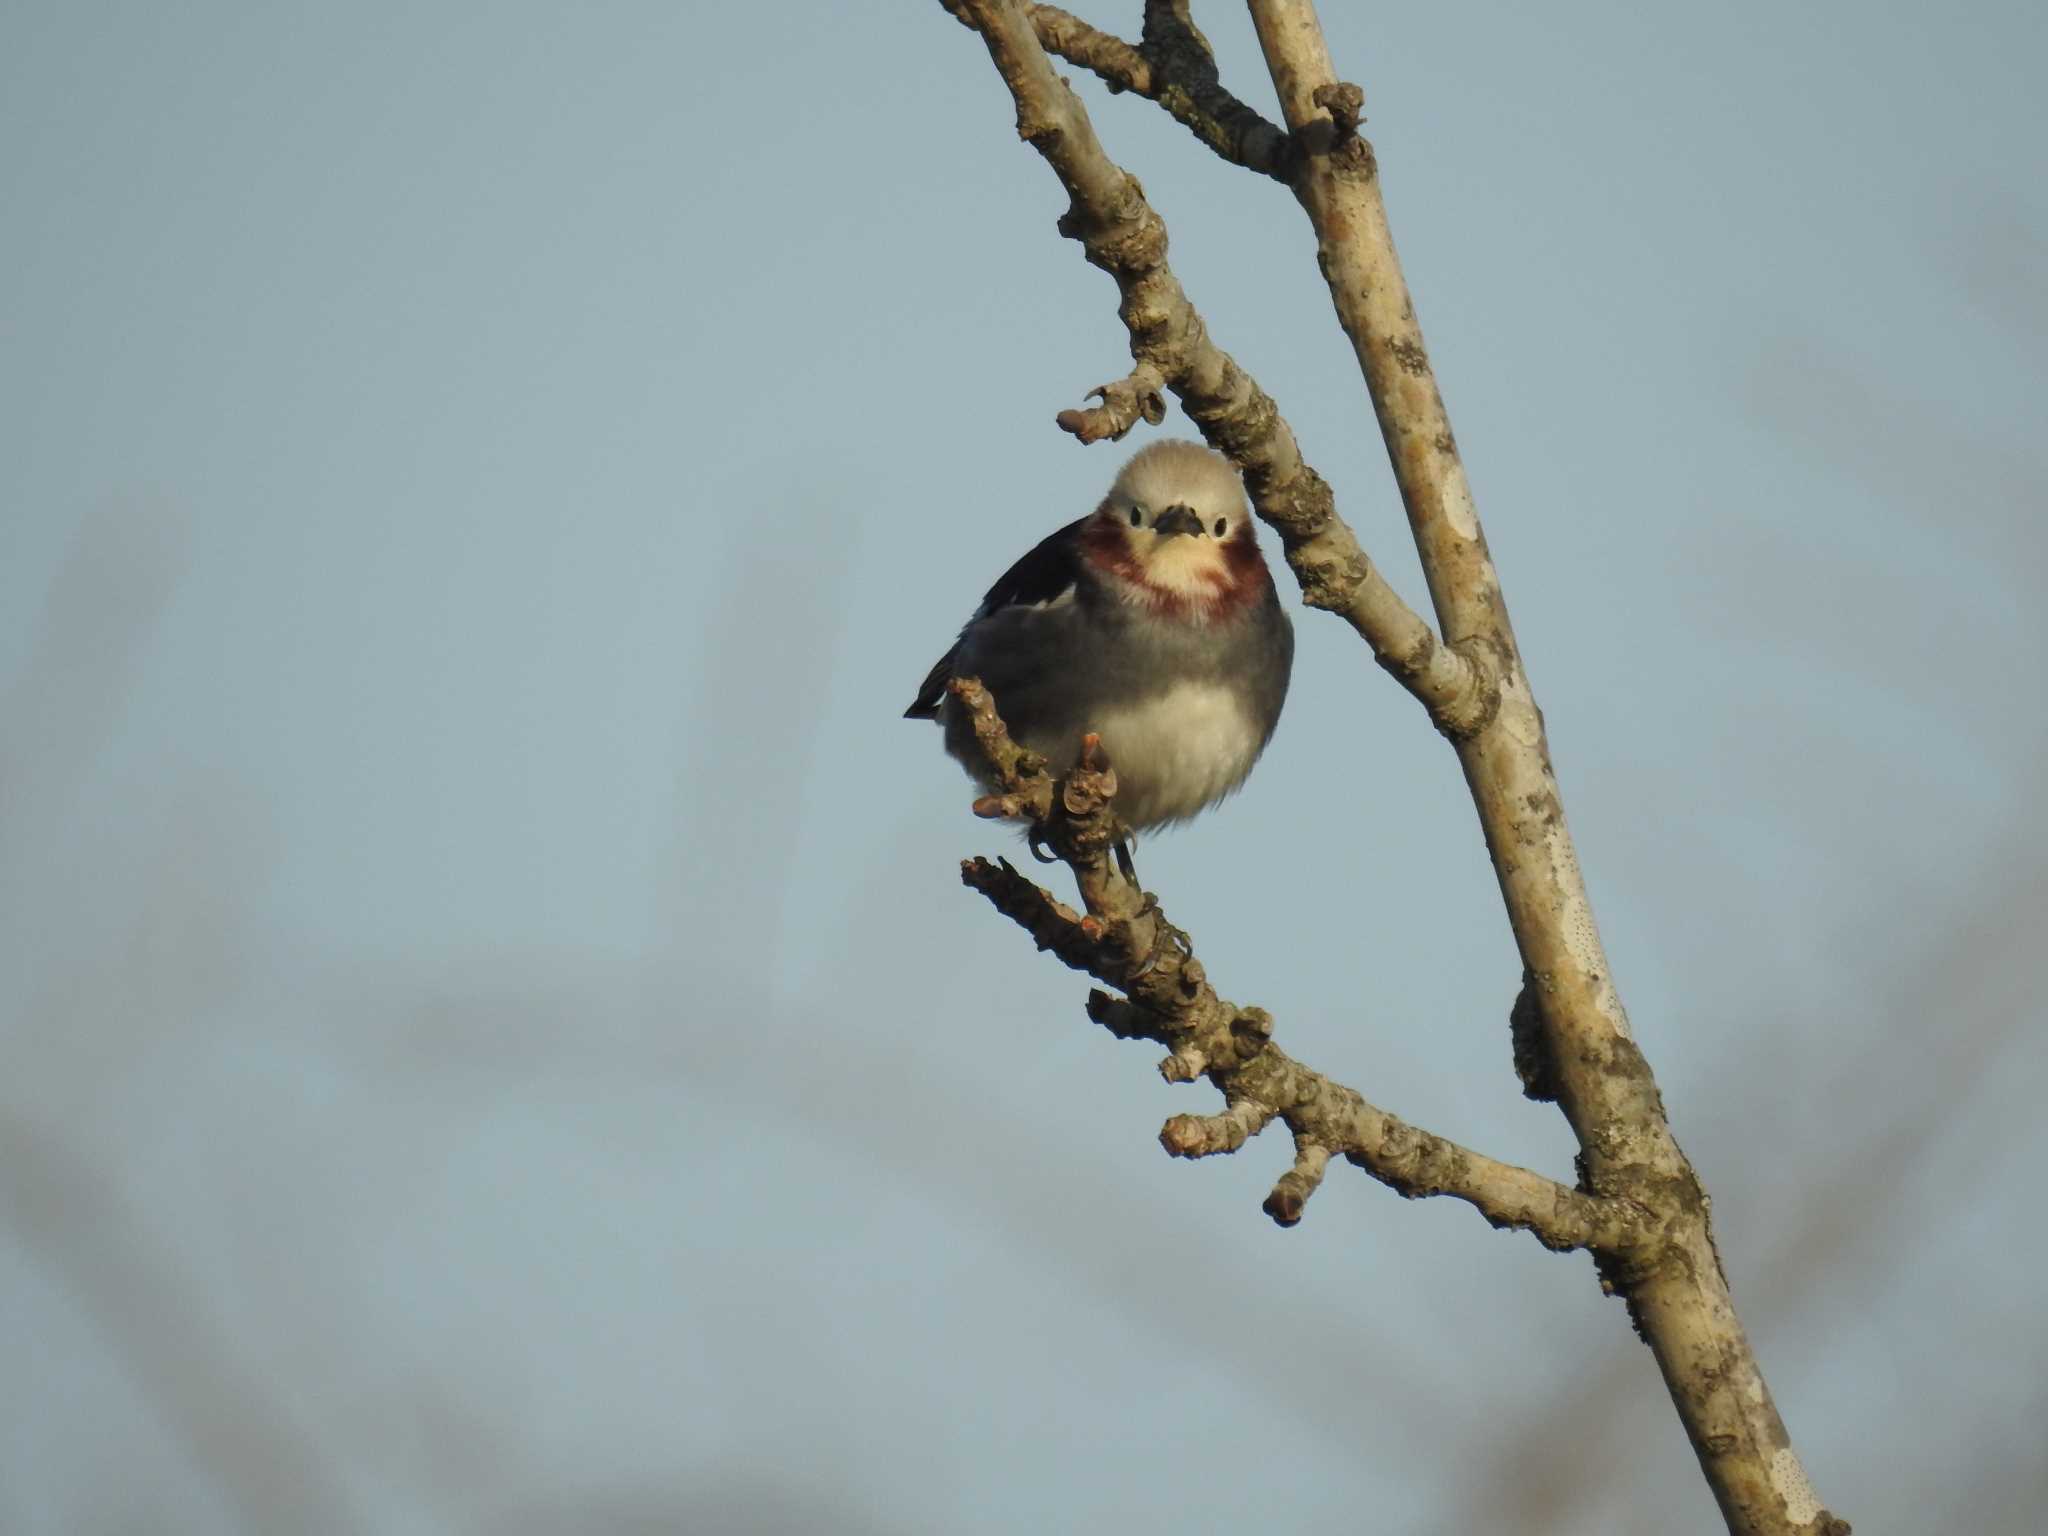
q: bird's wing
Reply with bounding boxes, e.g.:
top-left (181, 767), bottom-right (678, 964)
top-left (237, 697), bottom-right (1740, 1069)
top-left (903, 518), bottom-right (1089, 719)
top-left (902, 659), bottom-right (952, 721)
top-left (970, 516), bottom-right (1089, 617)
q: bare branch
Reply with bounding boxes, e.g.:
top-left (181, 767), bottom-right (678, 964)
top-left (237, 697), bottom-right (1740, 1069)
top-left (952, 680), bottom-right (1641, 1254)
top-left (1244, 4), bottom-right (1846, 1531)
top-left (1018, 4), bottom-right (1296, 181)
top-left (945, 0), bottom-right (1496, 737)
top-left (1015, 4), bottom-right (1302, 180)
top-left (1134, 1), bottom-right (1296, 179)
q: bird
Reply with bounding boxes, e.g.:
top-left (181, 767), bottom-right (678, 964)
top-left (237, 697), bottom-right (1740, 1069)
top-left (905, 438), bottom-right (1294, 835)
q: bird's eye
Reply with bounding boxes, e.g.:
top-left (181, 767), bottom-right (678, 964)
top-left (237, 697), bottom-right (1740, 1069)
top-left (1128, 506), bottom-right (1143, 527)
top-left (1213, 518), bottom-right (1227, 537)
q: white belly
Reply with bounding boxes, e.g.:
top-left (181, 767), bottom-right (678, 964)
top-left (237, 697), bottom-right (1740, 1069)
top-left (1092, 681), bottom-right (1265, 829)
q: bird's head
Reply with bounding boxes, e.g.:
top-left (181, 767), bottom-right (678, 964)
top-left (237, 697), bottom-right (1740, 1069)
top-left (1082, 440), bottom-right (1270, 616)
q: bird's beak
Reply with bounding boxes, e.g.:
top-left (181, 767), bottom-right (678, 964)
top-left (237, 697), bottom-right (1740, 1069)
top-left (1151, 504), bottom-right (1204, 539)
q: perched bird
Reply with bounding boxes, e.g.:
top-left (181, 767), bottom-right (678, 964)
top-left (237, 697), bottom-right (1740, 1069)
top-left (905, 439), bottom-right (1294, 831)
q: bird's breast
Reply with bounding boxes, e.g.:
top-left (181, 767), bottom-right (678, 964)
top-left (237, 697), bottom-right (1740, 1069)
top-left (1089, 679), bottom-right (1267, 829)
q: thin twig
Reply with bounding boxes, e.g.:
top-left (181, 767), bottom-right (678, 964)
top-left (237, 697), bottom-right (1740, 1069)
top-left (1020, 3), bottom-right (1296, 181)
top-left (1025, 5), bottom-right (1151, 92)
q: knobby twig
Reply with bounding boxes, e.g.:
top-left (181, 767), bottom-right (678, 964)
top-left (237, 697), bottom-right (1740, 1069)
top-left (1024, 3), bottom-right (1295, 180)
top-left (935, 4), bottom-right (1848, 1533)
top-left (948, 678), bottom-right (1641, 1251)
top-left (1053, 362), bottom-right (1165, 443)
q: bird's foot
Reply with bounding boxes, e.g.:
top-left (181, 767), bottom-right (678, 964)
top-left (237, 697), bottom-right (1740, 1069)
top-left (1130, 913), bottom-right (1194, 980)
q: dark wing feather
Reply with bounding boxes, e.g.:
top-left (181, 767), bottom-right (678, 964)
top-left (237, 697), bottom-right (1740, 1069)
top-left (903, 651), bottom-right (954, 720)
top-left (903, 518), bottom-right (1087, 720)
top-left (970, 517), bottom-right (1088, 616)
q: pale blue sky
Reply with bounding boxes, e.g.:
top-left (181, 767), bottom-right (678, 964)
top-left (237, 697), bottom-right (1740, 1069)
top-left (3, 3), bottom-right (2043, 1531)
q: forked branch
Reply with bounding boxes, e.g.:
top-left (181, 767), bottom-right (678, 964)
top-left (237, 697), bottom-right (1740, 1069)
top-left (1023, 3), bottom-right (1295, 180)
top-left (949, 677), bottom-right (1642, 1251)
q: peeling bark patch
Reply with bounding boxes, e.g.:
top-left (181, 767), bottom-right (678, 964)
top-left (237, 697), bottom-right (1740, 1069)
top-left (1438, 465), bottom-right (1482, 540)
top-left (1540, 821), bottom-right (1633, 1041)
top-left (1769, 1449), bottom-right (1821, 1525)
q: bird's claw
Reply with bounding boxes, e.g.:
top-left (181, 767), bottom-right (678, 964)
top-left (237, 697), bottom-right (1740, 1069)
top-left (1026, 826), bottom-right (1061, 865)
top-left (1128, 895), bottom-right (1181, 979)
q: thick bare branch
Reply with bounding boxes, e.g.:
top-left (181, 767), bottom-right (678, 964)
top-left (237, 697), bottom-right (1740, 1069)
top-left (1245, 5), bottom-right (1845, 1531)
top-left (945, 0), bottom-right (1496, 736)
top-left (952, 680), bottom-right (1641, 1254)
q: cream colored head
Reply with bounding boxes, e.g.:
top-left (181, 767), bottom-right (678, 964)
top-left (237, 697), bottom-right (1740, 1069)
top-left (1092, 440), bottom-right (1255, 600)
